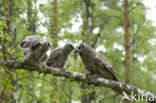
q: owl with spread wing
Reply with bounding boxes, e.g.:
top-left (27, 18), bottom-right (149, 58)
top-left (20, 35), bottom-right (50, 65)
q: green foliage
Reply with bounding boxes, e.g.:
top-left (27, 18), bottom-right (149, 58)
top-left (0, 0), bottom-right (156, 102)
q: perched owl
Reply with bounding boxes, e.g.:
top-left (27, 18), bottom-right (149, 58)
top-left (74, 42), bottom-right (119, 81)
top-left (46, 43), bottom-right (74, 68)
top-left (20, 35), bottom-right (50, 65)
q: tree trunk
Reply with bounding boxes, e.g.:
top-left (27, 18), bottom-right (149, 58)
top-left (123, 0), bottom-right (131, 102)
top-left (124, 0), bottom-right (131, 92)
top-left (50, 0), bottom-right (58, 102)
top-left (27, 0), bottom-right (36, 102)
top-left (81, 0), bottom-right (96, 103)
top-left (2, 0), bottom-right (16, 102)
top-left (53, 0), bottom-right (58, 47)
top-left (27, 0), bottom-right (36, 35)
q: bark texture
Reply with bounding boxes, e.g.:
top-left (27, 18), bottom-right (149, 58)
top-left (0, 60), bottom-right (156, 103)
top-left (124, 0), bottom-right (131, 84)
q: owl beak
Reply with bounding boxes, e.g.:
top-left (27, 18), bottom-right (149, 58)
top-left (71, 45), bottom-right (75, 50)
top-left (48, 42), bottom-right (51, 47)
top-left (74, 50), bottom-right (78, 58)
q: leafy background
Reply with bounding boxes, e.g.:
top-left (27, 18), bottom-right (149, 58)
top-left (0, 0), bottom-right (156, 103)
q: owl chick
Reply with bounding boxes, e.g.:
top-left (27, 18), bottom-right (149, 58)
top-left (46, 43), bottom-right (74, 68)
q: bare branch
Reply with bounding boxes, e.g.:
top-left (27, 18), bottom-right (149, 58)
top-left (92, 15), bottom-right (120, 47)
top-left (129, 2), bottom-right (143, 13)
top-left (92, 18), bottom-right (109, 47)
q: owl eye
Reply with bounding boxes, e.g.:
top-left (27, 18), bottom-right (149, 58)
top-left (48, 43), bottom-right (51, 47)
top-left (78, 46), bottom-right (81, 49)
top-left (69, 44), bottom-right (73, 48)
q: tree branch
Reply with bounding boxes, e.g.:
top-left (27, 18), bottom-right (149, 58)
top-left (92, 15), bottom-right (120, 48)
top-left (92, 19), bottom-right (107, 48)
top-left (0, 60), bottom-right (156, 102)
top-left (129, 2), bottom-right (143, 13)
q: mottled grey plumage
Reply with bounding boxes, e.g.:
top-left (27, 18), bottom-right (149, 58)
top-left (20, 36), bottom-right (41, 48)
top-left (21, 36), bottom-right (50, 64)
top-left (46, 43), bottom-right (74, 68)
top-left (74, 42), bottom-right (119, 81)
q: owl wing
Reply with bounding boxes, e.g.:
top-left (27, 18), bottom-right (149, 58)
top-left (40, 53), bottom-right (48, 62)
top-left (20, 36), bottom-right (41, 48)
top-left (46, 48), bottom-right (62, 66)
top-left (23, 48), bottom-right (31, 58)
top-left (93, 54), bottom-right (119, 81)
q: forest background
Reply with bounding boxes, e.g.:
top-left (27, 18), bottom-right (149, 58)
top-left (0, 0), bottom-right (156, 103)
